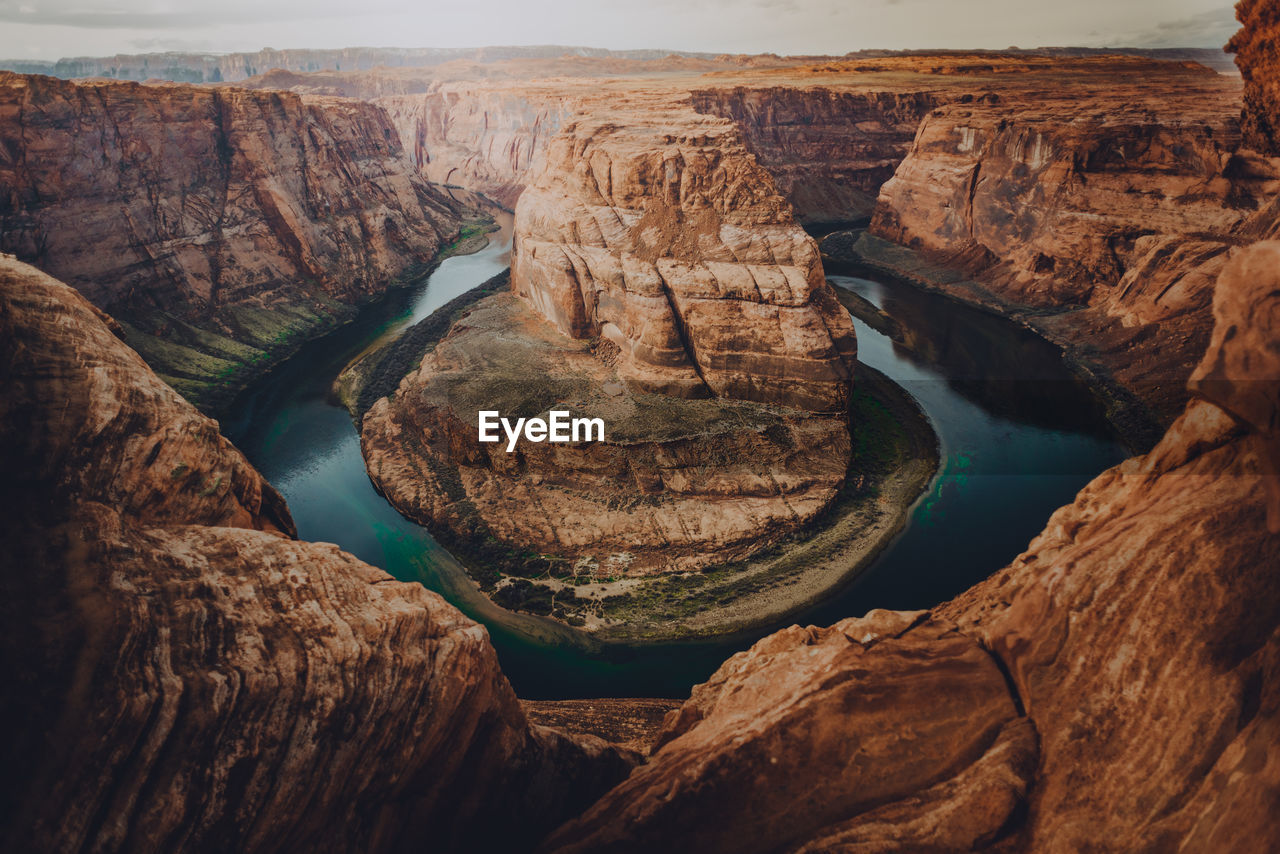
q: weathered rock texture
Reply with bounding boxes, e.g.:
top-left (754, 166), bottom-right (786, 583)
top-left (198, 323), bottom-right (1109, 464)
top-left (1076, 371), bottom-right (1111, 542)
top-left (282, 55), bottom-right (1253, 435)
top-left (361, 93), bottom-right (861, 582)
top-left (866, 58), bottom-right (1276, 428)
top-left (379, 85), bottom-right (575, 209)
top-left (1230, 0), bottom-right (1280, 157)
top-left (690, 86), bottom-right (939, 223)
top-left (541, 242), bottom-right (1280, 853)
top-left (0, 72), bottom-right (461, 410)
top-left (546, 609), bottom-right (1037, 853)
top-left (0, 257), bottom-right (634, 853)
top-left (512, 103), bottom-right (858, 412)
top-left (362, 294), bottom-right (849, 577)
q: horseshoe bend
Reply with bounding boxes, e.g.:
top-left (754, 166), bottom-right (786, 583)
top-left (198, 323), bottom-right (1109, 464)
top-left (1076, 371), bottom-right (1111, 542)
top-left (2, 3), bottom-right (1280, 852)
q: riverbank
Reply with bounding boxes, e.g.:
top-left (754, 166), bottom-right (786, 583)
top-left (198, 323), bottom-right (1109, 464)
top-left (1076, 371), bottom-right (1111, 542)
top-left (821, 229), bottom-right (1165, 450)
top-left (333, 265), bottom-right (509, 415)
top-left (226, 216), bottom-right (1123, 695)
top-left (575, 362), bottom-right (938, 641)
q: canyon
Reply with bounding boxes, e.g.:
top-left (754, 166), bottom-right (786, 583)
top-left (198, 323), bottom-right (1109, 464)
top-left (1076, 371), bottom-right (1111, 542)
top-left (357, 94), bottom-right (877, 628)
top-left (244, 53), bottom-right (1264, 437)
top-left (343, 52), bottom-right (1264, 633)
top-left (546, 238), bottom-right (1280, 854)
top-left (1, 1), bottom-right (1279, 851)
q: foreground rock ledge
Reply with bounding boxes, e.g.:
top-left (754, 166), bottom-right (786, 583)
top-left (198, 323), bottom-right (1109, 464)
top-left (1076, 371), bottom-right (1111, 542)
top-left (0, 257), bottom-right (634, 853)
top-left (538, 242), bottom-right (1280, 853)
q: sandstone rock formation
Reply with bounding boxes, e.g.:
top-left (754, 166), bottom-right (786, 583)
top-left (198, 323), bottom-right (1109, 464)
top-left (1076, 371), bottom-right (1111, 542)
top-left (546, 610), bottom-right (1037, 853)
top-left (0, 72), bottom-right (461, 410)
top-left (1230, 0), bottom-right (1280, 157)
top-left (361, 294), bottom-right (849, 578)
top-left (359, 95), bottom-right (862, 588)
top-left (690, 86), bottom-right (938, 223)
top-left (255, 55), bottom-right (1253, 436)
top-left (512, 104), bottom-right (858, 411)
top-left (379, 85), bottom-right (575, 209)
top-left (0, 257), bottom-right (634, 853)
top-left (540, 242), bottom-right (1280, 853)
top-left (862, 59), bottom-right (1275, 428)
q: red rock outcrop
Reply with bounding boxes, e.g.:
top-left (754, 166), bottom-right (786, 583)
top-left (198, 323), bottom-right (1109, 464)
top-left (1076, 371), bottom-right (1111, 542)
top-left (0, 257), bottom-right (634, 853)
top-left (545, 610), bottom-right (1036, 853)
top-left (541, 242), bottom-right (1280, 852)
top-left (0, 72), bottom-right (461, 410)
top-left (690, 86), bottom-right (939, 223)
top-left (865, 61), bottom-right (1277, 427)
top-left (1230, 0), bottom-right (1280, 156)
top-left (359, 93), bottom-right (861, 591)
top-left (512, 102), bottom-right (858, 412)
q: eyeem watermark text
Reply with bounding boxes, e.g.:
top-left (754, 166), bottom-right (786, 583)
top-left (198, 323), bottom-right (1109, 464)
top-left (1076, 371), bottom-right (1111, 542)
top-left (478, 410), bottom-right (605, 452)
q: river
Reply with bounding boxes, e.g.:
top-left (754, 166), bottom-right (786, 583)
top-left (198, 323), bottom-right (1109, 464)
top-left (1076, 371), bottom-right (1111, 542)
top-left (224, 215), bottom-right (1127, 699)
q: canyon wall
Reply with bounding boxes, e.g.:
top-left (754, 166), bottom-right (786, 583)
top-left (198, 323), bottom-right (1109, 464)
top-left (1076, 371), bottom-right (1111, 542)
top-left (0, 72), bottom-right (461, 410)
top-left (378, 85), bottom-right (575, 209)
top-left (690, 86), bottom-right (938, 223)
top-left (361, 293), bottom-right (850, 579)
top-left (542, 240), bottom-right (1280, 853)
top-left (512, 104), bottom-right (857, 412)
top-left (0, 257), bottom-right (634, 853)
top-left (866, 61), bottom-right (1277, 427)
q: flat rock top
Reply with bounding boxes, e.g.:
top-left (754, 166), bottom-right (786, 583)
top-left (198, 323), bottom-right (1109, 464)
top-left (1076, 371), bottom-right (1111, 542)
top-left (419, 293), bottom-right (819, 443)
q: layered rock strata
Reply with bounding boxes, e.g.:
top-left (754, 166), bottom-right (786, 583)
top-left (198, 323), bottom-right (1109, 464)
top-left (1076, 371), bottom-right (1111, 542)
top-left (541, 241), bottom-right (1280, 852)
top-left (0, 72), bottom-right (461, 410)
top-left (378, 85), bottom-right (575, 209)
top-left (512, 105), bottom-right (858, 411)
top-left (690, 86), bottom-right (939, 223)
top-left (362, 294), bottom-right (849, 577)
top-left (361, 99), bottom-right (859, 582)
top-left (866, 60), bottom-right (1275, 428)
top-left (1230, 0), bottom-right (1280, 157)
top-left (0, 257), bottom-right (634, 853)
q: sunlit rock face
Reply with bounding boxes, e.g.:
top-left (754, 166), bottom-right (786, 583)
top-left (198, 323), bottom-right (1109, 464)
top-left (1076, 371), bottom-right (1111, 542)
top-left (511, 103), bottom-right (857, 413)
top-left (867, 59), bottom-right (1280, 425)
top-left (360, 292), bottom-right (851, 578)
top-left (357, 95), bottom-right (860, 581)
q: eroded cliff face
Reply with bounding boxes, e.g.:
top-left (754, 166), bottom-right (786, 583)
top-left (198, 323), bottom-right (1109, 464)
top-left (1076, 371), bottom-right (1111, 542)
top-left (1230, 0), bottom-right (1280, 156)
top-left (512, 104), bottom-right (857, 411)
top-left (378, 85), bottom-right (575, 209)
top-left (541, 239), bottom-right (1280, 853)
top-left (690, 86), bottom-right (939, 224)
top-left (359, 95), bottom-right (860, 586)
top-left (866, 61), bottom-right (1277, 427)
top-left (362, 294), bottom-right (849, 579)
top-left (0, 257), bottom-right (634, 853)
top-left (0, 72), bottom-right (461, 410)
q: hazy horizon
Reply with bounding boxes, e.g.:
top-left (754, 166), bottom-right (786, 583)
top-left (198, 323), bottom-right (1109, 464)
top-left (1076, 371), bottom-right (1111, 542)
top-left (0, 0), bottom-right (1241, 63)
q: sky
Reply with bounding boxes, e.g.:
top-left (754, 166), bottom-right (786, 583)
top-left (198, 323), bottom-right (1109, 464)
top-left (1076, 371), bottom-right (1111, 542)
top-left (0, 0), bottom-right (1242, 61)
